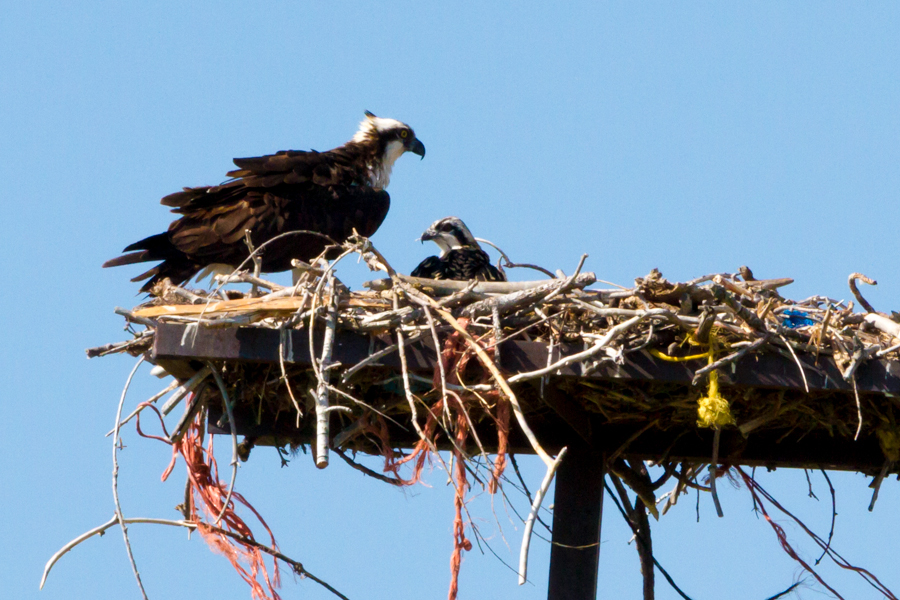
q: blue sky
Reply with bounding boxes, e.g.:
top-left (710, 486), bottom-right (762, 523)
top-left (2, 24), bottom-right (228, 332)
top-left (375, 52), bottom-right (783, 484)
top-left (3, 3), bottom-right (900, 599)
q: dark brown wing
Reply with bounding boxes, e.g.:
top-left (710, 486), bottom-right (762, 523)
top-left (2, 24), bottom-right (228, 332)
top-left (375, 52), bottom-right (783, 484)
top-left (166, 183), bottom-right (390, 272)
top-left (160, 146), bottom-right (371, 210)
top-left (104, 145), bottom-right (389, 292)
top-left (414, 249), bottom-right (506, 282)
top-left (411, 256), bottom-right (443, 279)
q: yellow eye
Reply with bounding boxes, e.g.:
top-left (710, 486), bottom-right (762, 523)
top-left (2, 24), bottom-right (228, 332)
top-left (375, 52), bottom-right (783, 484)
top-left (400, 130), bottom-right (409, 138)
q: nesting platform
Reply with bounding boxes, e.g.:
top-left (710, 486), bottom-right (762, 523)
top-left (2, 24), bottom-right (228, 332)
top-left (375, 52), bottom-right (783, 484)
top-left (96, 256), bottom-right (900, 600)
top-left (153, 322), bottom-right (900, 473)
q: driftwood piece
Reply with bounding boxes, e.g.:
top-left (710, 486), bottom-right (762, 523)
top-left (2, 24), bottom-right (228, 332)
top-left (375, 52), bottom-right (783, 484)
top-left (365, 274), bottom-right (594, 296)
top-left (460, 273), bottom-right (596, 318)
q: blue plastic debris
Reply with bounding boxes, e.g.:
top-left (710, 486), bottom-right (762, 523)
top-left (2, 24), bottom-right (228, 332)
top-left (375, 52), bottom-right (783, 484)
top-left (780, 309), bottom-right (818, 329)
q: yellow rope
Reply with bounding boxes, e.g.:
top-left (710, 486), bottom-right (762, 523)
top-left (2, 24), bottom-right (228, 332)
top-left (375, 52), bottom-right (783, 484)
top-left (695, 337), bottom-right (735, 428)
top-left (647, 335), bottom-right (735, 427)
top-left (647, 348), bottom-right (711, 362)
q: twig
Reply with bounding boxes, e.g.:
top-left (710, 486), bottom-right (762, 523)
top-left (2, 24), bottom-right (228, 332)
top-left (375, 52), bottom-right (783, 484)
top-left (739, 467), bottom-right (898, 599)
top-left (876, 340), bottom-right (900, 358)
top-left (460, 273), bottom-right (596, 318)
top-left (508, 314), bottom-right (648, 384)
top-left (168, 382), bottom-right (208, 444)
top-left (778, 334), bottom-right (809, 394)
top-left (868, 461), bottom-right (892, 512)
top-left (393, 290), bottom-right (431, 449)
top-left (542, 254), bottom-right (588, 302)
top-left (207, 363), bottom-right (239, 526)
top-left (491, 305), bottom-right (502, 364)
top-left (474, 236), bottom-right (557, 279)
top-left (610, 472), bottom-right (657, 599)
top-left (430, 301), bottom-right (552, 465)
top-left (243, 230), bottom-right (263, 296)
top-left (709, 428), bottom-right (724, 518)
top-left (709, 284), bottom-right (768, 332)
top-left (105, 380), bottom-right (179, 436)
top-left (334, 448), bottom-right (404, 486)
top-left (366, 275), bottom-right (575, 295)
top-left (518, 447), bottom-right (567, 585)
top-left (713, 274), bottom-right (757, 300)
top-left (605, 481), bottom-right (695, 600)
top-left (279, 328), bottom-right (304, 428)
top-left (422, 303), bottom-right (450, 426)
top-left (86, 329), bottom-right (154, 358)
top-left (804, 469), bottom-right (818, 500)
top-left (848, 272), bottom-right (878, 314)
top-left (42, 515), bottom-right (119, 590)
top-left (41, 516), bottom-right (350, 600)
top-left (114, 307), bottom-right (157, 329)
top-left (865, 313), bottom-right (900, 341)
top-left (570, 299), bottom-right (692, 331)
top-left (214, 272), bottom-right (284, 291)
top-left (692, 334), bottom-right (771, 385)
top-left (339, 331), bottom-right (427, 383)
top-left (816, 469), bottom-right (836, 565)
top-left (764, 581), bottom-right (804, 600)
top-left (160, 365), bottom-right (213, 416)
top-left (112, 356), bottom-right (149, 600)
top-left (812, 305), bottom-right (833, 363)
top-left (194, 229), bottom-right (337, 319)
top-left (508, 453), bottom-right (552, 532)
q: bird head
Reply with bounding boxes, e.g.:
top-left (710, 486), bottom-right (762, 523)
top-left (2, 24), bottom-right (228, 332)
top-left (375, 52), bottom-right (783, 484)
top-left (351, 111), bottom-right (425, 190)
top-left (419, 216), bottom-right (479, 257)
top-left (352, 111), bottom-right (426, 161)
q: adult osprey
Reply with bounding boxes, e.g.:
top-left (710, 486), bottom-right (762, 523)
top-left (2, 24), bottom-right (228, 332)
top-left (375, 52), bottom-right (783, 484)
top-left (104, 112), bottom-right (425, 292)
top-left (411, 217), bottom-right (505, 282)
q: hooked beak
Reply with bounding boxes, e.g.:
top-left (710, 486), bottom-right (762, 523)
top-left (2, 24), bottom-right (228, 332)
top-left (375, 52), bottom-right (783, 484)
top-left (407, 137), bottom-right (426, 159)
top-left (418, 227), bottom-right (437, 243)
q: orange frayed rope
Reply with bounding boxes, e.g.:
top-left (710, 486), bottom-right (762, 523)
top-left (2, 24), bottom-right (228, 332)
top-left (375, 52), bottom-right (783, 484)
top-left (135, 400), bottom-right (283, 600)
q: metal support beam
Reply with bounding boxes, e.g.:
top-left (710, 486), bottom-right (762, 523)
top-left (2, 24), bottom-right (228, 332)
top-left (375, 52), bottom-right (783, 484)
top-left (548, 444), bottom-right (605, 600)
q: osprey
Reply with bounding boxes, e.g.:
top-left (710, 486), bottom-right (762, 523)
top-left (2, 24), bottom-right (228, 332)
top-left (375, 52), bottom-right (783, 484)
top-left (104, 112), bottom-right (425, 292)
top-left (411, 216), bottom-right (505, 282)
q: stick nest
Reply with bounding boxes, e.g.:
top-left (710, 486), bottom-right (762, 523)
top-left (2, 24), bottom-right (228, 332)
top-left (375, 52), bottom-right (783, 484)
top-left (95, 239), bottom-right (900, 458)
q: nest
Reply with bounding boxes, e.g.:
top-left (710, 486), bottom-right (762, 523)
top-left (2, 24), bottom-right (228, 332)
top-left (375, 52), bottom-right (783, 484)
top-left (84, 238), bottom-right (900, 600)
top-left (100, 243), bottom-right (900, 457)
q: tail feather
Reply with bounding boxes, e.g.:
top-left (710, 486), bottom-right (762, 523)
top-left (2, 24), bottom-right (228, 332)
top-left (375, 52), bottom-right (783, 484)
top-left (105, 231), bottom-right (202, 293)
top-left (123, 232), bottom-right (171, 254)
top-left (135, 262), bottom-right (201, 293)
top-left (104, 232), bottom-right (174, 268)
top-left (131, 265), bottom-right (160, 283)
top-left (102, 250), bottom-right (152, 268)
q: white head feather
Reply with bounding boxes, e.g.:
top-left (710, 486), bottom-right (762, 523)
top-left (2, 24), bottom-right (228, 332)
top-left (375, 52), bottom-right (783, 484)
top-left (352, 115), bottom-right (407, 143)
top-left (422, 217), bottom-right (479, 257)
top-left (350, 113), bottom-right (412, 190)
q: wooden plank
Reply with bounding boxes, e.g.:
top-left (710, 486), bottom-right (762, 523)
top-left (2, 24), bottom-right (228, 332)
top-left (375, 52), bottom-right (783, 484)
top-left (153, 323), bottom-right (900, 394)
top-left (132, 294), bottom-right (388, 318)
top-left (547, 444), bottom-right (604, 600)
top-left (157, 322), bottom-right (900, 471)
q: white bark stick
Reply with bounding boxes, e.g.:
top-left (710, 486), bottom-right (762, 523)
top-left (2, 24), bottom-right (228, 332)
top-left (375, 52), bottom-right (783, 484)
top-left (315, 273), bottom-right (339, 468)
top-left (518, 447), bottom-right (567, 585)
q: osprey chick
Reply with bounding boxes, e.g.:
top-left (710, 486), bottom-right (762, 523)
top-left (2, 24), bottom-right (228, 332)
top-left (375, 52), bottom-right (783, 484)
top-left (104, 112), bottom-right (425, 292)
top-left (411, 217), bottom-right (505, 282)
